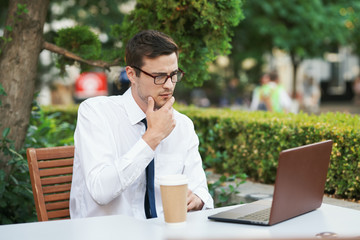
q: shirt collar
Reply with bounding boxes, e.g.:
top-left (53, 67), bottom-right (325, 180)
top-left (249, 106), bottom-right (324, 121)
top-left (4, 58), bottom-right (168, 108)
top-left (123, 88), bottom-right (146, 126)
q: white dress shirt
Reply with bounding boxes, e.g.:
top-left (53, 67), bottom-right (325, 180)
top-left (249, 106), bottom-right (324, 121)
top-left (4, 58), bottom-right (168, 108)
top-left (70, 88), bottom-right (214, 219)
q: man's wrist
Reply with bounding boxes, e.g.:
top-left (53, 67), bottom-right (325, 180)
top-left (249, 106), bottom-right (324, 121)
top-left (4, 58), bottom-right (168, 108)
top-left (142, 131), bottom-right (162, 150)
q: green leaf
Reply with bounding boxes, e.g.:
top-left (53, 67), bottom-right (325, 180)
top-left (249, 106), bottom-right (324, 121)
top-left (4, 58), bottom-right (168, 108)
top-left (0, 170), bottom-right (6, 197)
top-left (219, 175), bottom-right (227, 182)
top-left (2, 127), bottom-right (10, 138)
top-left (0, 83), bottom-right (6, 96)
top-left (218, 194), bottom-right (228, 203)
top-left (5, 25), bottom-right (13, 32)
top-left (10, 175), bottom-right (19, 185)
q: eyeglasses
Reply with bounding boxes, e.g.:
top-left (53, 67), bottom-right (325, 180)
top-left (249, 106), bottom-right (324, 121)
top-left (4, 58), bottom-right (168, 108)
top-left (131, 66), bottom-right (185, 85)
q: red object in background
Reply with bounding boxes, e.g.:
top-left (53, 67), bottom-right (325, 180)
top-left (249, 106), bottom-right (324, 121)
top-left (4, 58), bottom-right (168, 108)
top-left (75, 72), bottom-right (108, 99)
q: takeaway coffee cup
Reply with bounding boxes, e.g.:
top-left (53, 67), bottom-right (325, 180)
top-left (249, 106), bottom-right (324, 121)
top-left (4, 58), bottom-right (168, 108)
top-left (160, 174), bottom-right (188, 225)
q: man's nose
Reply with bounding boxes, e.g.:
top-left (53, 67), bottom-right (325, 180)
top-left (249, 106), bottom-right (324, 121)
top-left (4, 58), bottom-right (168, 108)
top-left (163, 76), bottom-right (175, 88)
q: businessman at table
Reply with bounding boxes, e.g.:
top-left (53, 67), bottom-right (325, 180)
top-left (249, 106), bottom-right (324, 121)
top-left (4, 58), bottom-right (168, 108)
top-left (70, 30), bottom-right (214, 219)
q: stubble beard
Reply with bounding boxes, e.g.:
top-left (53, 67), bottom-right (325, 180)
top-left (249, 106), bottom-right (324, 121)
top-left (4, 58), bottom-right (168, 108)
top-left (137, 84), bottom-right (174, 110)
top-left (139, 92), bottom-right (166, 111)
top-left (154, 95), bottom-right (171, 110)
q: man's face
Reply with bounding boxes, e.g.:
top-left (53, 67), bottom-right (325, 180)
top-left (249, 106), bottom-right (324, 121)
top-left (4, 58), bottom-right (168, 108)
top-left (128, 52), bottom-right (178, 112)
top-left (261, 75), bottom-right (270, 85)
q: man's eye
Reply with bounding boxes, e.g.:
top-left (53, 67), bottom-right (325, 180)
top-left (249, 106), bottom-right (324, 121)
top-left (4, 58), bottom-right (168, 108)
top-left (157, 74), bottom-right (167, 77)
top-left (155, 75), bottom-right (167, 80)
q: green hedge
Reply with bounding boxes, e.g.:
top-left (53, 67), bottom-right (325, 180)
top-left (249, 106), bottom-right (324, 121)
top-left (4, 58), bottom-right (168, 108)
top-left (43, 105), bottom-right (360, 200)
top-left (179, 106), bottom-right (360, 200)
top-left (42, 105), bottom-right (78, 124)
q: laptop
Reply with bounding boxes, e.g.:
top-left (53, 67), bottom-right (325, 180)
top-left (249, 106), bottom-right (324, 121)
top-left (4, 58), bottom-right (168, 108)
top-left (208, 140), bottom-right (333, 226)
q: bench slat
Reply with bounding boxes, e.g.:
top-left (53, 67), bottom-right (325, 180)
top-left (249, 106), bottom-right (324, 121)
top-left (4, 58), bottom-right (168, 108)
top-left (38, 159), bottom-right (73, 169)
top-left (40, 167), bottom-right (73, 177)
top-left (44, 192), bottom-right (70, 202)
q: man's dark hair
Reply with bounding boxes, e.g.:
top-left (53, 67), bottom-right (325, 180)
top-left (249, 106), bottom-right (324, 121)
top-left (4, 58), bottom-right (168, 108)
top-left (269, 71), bottom-right (279, 82)
top-left (125, 30), bottom-right (178, 76)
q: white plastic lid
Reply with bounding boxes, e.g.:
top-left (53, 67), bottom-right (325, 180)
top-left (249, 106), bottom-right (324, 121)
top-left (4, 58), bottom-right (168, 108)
top-left (159, 174), bottom-right (188, 186)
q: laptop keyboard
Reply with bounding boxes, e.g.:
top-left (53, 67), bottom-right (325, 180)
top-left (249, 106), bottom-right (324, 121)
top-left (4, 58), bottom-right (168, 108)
top-left (238, 208), bottom-right (271, 222)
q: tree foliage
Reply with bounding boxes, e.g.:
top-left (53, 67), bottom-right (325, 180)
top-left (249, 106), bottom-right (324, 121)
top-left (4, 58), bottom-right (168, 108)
top-left (340, 1), bottom-right (360, 56)
top-left (116, 0), bottom-right (244, 87)
top-left (40, 0), bottom-right (245, 87)
top-left (55, 25), bottom-right (101, 72)
top-left (43, 0), bottom-right (129, 62)
top-left (230, 0), bottom-right (360, 91)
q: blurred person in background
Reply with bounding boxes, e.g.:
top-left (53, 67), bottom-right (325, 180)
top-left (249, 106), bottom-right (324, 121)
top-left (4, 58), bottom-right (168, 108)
top-left (302, 75), bottom-right (321, 113)
top-left (266, 71), bottom-right (292, 113)
top-left (112, 69), bottom-right (130, 95)
top-left (250, 73), bottom-right (270, 111)
top-left (226, 77), bottom-right (243, 107)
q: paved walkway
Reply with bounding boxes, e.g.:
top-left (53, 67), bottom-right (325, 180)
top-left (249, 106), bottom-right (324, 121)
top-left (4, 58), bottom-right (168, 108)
top-left (319, 102), bottom-right (360, 115)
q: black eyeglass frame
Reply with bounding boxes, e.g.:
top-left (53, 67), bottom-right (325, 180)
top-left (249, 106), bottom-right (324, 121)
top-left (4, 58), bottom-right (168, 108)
top-left (131, 66), bottom-right (185, 85)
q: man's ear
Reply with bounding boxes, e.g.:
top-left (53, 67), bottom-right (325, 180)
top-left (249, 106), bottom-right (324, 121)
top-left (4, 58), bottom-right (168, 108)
top-left (125, 66), bottom-right (136, 84)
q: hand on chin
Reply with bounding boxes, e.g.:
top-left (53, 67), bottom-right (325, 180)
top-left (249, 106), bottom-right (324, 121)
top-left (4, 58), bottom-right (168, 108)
top-left (154, 95), bottom-right (172, 110)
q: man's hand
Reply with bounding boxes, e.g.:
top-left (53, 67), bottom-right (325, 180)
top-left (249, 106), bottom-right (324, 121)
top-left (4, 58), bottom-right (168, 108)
top-left (142, 96), bottom-right (176, 150)
top-left (187, 189), bottom-right (204, 212)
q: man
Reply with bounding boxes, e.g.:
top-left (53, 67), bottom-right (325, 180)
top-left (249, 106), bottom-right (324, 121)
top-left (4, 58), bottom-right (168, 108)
top-left (267, 71), bottom-right (292, 113)
top-left (250, 73), bottom-right (270, 111)
top-left (70, 30), bottom-right (214, 219)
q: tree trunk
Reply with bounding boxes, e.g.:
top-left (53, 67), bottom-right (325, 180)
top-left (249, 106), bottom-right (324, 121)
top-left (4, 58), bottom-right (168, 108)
top-left (290, 52), bottom-right (300, 98)
top-left (0, 0), bottom-right (49, 169)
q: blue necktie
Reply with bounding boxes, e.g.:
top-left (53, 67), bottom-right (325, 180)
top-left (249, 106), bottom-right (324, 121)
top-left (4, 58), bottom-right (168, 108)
top-left (141, 118), bottom-right (157, 218)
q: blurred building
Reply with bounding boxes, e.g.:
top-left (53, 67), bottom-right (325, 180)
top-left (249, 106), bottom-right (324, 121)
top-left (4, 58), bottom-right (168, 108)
top-left (268, 47), bottom-right (359, 107)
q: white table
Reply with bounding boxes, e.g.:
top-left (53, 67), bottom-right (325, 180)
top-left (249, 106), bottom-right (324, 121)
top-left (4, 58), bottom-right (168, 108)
top-left (1, 204), bottom-right (360, 240)
top-left (151, 204), bottom-right (360, 239)
top-left (0, 214), bottom-right (163, 240)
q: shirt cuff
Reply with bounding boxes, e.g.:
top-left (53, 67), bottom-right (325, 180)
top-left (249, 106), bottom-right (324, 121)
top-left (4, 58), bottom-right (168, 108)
top-left (193, 188), bottom-right (214, 210)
